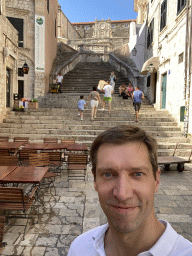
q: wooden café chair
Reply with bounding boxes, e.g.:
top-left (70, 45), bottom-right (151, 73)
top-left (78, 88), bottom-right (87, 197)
top-left (18, 149), bottom-right (37, 166)
top-left (0, 155), bottom-right (18, 166)
top-left (46, 151), bottom-right (62, 176)
top-left (0, 149), bottom-right (10, 156)
top-left (29, 153), bottom-right (57, 194)
top-left (0, 187), bottom-right (38, 240)
top-left (67, 153), bottom-right (88, 181)
top-left (61, 139), bottom-right (76, 162)
top-left (43, 138), bottom-right (58, 143)
top-left (0, 137), bottom-right (9, 142)
top-left (14, 137), bottom-right (29, 145)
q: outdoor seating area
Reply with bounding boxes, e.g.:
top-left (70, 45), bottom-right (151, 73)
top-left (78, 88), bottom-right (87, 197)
top-left (0, 136), bottom-right (89, 244)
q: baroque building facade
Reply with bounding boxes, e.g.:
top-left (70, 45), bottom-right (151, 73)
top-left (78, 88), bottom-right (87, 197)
top-left (69, 19), bottom-right (136, 52)
top-left (133, 0), bottom-right (192, 135)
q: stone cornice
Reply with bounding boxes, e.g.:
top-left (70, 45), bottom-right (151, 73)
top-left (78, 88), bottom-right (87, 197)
top-left (5, 6), bottom-right (30, 16)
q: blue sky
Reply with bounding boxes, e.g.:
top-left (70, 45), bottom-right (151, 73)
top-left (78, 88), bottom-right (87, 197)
top-left (59, 0), bottom-right (137, 23)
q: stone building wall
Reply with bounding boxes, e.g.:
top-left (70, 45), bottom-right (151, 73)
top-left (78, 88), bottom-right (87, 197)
top-left (5, 0), bottom-right (58, 99)
top-left (134, 0), bottom-right (192, 134)
top-left (72, 19), bottom-right (136, 50)
top-left (58, 5), bottom-right (81, 40)
top-left (0, 12), bottom-right (18, 122)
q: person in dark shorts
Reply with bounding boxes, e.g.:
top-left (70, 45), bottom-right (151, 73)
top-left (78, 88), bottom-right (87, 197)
top-left (132, 86), bottom-right (144, 122)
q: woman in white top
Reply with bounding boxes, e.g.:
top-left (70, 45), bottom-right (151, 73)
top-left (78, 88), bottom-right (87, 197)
top-left (88, 86), bottom-right (101, 121)
top-left (109, 71), bottom-right (116, 91)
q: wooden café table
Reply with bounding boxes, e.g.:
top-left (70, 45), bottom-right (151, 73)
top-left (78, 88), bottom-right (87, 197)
top-left (66, 143), bottom-right (88, 153)
top-left (1, 166), bottom-right (49, 185)
top-left (23, 143), bottom-right (68, 151)
top-left (44, 143), bottom-right (68, 150)
top-left (23, 143), bottom-right (49, 150)
top-left (0, 166), bottom-right (17, 181)
top-left (0, 142), bottom-right (24, 150)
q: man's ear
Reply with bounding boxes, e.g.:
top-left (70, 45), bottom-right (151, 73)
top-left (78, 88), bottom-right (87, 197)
top-left (155, 168), bottom-right (161, 193)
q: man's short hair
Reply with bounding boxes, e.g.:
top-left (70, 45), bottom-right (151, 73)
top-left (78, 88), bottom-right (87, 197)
top-left (93, 86), bottom-right (97, 91)
top-left (80, 95), bottom-right (84, 99)
top-left (90, 125), bottom-right (158, 180)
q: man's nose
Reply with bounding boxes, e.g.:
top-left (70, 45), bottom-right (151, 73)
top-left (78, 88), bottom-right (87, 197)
top-left (112, 176), bottom-right (133, 201)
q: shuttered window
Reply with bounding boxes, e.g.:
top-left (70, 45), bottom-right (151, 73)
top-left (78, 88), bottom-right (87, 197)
top-left (7, 17), bottom-right (24, 47)
top-left (147, 18), bottom-right (154, 48)
top-left (177, 0), bottom-right (186, 14)
top-left (47, 0), bottom-right (49, 13)
top-left (160, 0), bottom-right (167, 32)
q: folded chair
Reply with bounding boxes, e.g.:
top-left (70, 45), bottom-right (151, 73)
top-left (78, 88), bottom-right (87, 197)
top-left (67, 154), bottom-right (88, 181)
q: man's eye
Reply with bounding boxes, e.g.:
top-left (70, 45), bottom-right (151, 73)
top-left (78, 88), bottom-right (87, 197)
top-left (104, 172), bottom-right (112, 177)
top-left (134, 172), bottom-right (143, 177)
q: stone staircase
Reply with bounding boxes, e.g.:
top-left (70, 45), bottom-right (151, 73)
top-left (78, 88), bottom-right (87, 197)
top-left (1, 93), bottom-right (191, 157)
top-left (59, 62), bottom-right (130, 94)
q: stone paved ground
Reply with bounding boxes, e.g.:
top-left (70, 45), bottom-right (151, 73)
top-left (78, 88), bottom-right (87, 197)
top-left (1, 163), bottom-right (192, 256)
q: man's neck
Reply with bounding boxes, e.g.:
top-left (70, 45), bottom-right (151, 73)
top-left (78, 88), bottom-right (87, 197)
top-left (104, 219), bottom-right (165, 256)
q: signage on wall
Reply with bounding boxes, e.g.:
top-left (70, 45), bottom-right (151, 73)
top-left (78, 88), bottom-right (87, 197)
top-left (35, 15), bottom-right (45, 72)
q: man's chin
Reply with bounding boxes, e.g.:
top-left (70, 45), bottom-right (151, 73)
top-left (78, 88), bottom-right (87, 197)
top-left (109, 221), bottom-right (139, 234)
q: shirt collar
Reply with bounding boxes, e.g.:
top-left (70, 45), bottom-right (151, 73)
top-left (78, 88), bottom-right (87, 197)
top-left (148, 220), bottom-right (178, 256)
top-left (92, 220), bottom-right (178, 256)
top-left (93, 224), bottom-right (108, 256)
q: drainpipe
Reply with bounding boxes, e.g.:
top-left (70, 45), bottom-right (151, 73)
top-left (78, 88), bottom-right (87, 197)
top-left (184, 1), bottom-right (192, 137)
top-left (184, 0), bottom-right (189, 101)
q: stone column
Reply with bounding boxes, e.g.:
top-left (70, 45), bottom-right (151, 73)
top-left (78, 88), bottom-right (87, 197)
top-left (0, 0), bottom-right (5, 15)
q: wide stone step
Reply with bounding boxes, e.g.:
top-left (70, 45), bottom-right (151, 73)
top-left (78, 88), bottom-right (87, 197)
top-left (157, 149), bottom-right (192, 157)
top-left (0, 131), bottom-right (188, 143)
top-left (0, 128), bottom-right (185, 140)
top-left (0, 123), bottom-right (181, 132)
top-left (5, 107), bottom-right (169, 115)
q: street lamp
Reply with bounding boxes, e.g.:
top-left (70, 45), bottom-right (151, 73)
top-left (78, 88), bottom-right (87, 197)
top-left (22, 61), bottom-right (29, 74)
top-left (132, 47), bottom-right (137, 56)
top-left (147, 63), bottom-right (155, 73)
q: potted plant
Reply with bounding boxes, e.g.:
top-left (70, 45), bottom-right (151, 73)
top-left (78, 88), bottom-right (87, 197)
top-left (28, 98), bottom-right (39, 109)
top-left (13, 106), bottom-right (25, 112)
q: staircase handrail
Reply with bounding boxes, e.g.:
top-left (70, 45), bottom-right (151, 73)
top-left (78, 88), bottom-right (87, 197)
top-left (53, 52), bottom-right (80, 76)
top-left (109, 52), bottom-right (139, 78)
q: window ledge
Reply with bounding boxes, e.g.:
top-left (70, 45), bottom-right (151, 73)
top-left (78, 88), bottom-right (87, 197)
top-left (147, 42), bottom-right (154, 49)
top-left (159, 25), bottom-right (168, 37)
top-left (175, 6), bottom-right (187, 23)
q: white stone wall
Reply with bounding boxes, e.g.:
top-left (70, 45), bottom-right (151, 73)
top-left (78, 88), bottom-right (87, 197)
top-left (135, 0), bottom-right (192, 134)
top-left (0, 14), bottom-right (18, 122)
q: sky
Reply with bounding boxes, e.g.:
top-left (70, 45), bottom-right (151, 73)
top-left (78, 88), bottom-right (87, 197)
top-left (59, 0), bottom-right (137, 23)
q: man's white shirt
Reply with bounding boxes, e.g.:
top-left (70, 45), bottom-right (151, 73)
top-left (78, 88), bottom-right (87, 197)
top-left (103, 84), bottom-right (113, 98)
top-left (57, 75), bottom-right (63, 83)
top-left (67, 220), bottom-right (192, 256)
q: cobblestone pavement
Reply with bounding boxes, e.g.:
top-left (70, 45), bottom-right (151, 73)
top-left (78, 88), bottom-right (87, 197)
top-left (1, 163), bottom-right (192, 256)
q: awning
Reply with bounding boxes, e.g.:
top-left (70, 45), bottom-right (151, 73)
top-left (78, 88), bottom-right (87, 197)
top-left (140, 56), bottom-right (160, 75)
